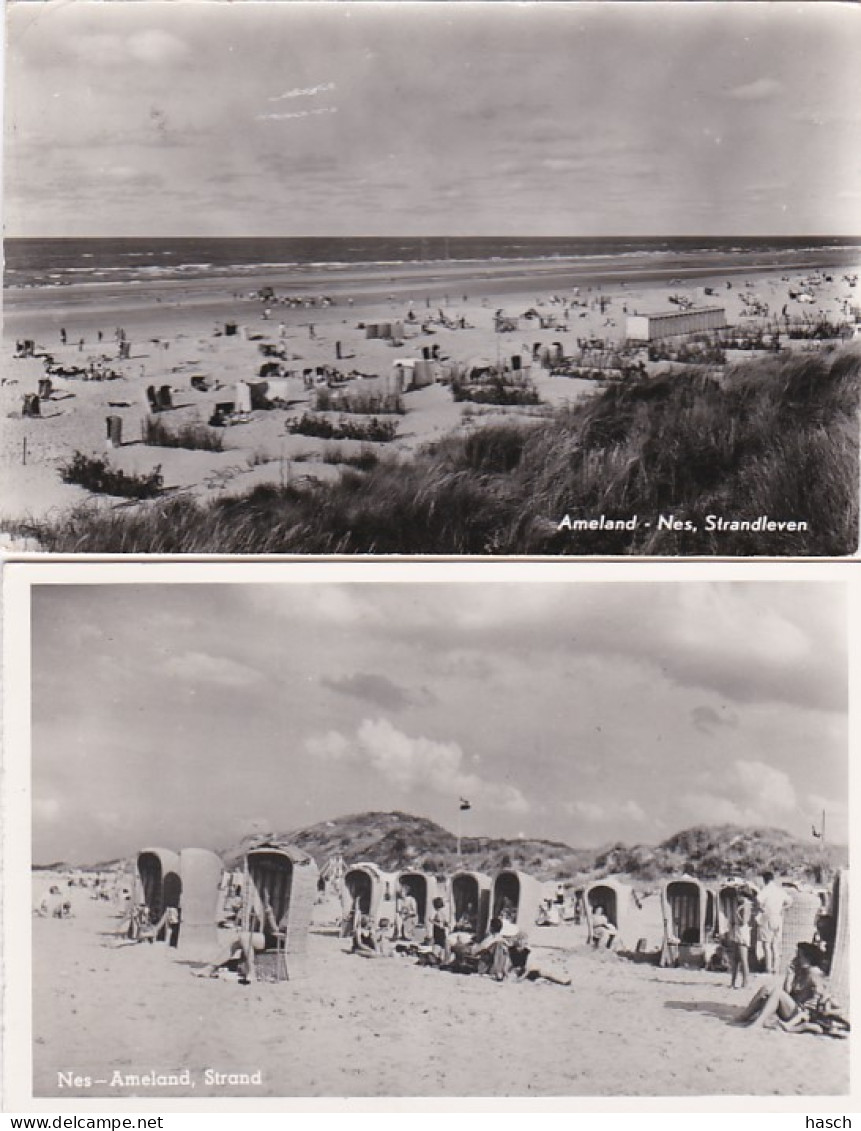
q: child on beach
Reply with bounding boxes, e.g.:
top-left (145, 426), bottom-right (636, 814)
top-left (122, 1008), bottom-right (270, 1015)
top-left (729, 894), bottom-right (752, 989)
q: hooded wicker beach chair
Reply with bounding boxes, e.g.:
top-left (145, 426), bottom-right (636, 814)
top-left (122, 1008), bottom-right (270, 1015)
top-left (449, 871), bottom-right (491, 938)
top-left (660, 877), bottom-right (719, 966)
top-left (490, 869), bottom-right (544, 931)
top-left (242, 841), bottom-right (319, 982)
top-left (340, 862), bottom-right (397, 936)
top-left (395, 871), bottom-right (442, 934)
top-left (825, 869), bottom-right (849, 1009)
top-left (777, 887), bottom-right (822, 976)
top-left (136, 848), bottom-right (181, 942)
top-left (584, 878), bottom-right (634, 949)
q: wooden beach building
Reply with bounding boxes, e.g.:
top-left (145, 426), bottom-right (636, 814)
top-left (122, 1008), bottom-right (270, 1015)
top-left (625, 307), bottom-right (727, 342)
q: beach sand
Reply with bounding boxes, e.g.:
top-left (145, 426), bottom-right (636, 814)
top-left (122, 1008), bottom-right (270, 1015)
top-left (30, 887), bottom-right (848, 1100)
top-left (3, 254), bottom-right (859, 530)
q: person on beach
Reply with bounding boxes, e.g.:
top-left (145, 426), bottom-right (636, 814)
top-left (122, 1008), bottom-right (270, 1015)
top-left (734, 942), bottom-right (848, 1036)
top-left (430, 896), bottom-right (449, 962)
top-left (38, 885), bottom-right (64, 919)
top-left (193, 904), bottom-right (279, 983)
top-left (729, 893), bottom-right (752, 989)
top-left (350, 913), bottom-right (386, 959)
top-left (590, 905), bottom-right (617, 949)
top-left (396, 884), bottom-right (419, 941)
top-left (755, 870), bottom-right (792, 974)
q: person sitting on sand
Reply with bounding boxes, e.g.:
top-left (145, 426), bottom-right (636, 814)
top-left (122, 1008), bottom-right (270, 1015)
top-left (352, 914), bottom-right (391, 958)
top-left (194, 904), bottom-right (280, 983)
top-left (475, 917), bottom-right (512, 981)
top-left (734, 942), bottom-right (848, 1036)
top-left (590, 905), bottom-right (617, 950)
top-left (38, 885), bottom-right (64, 919)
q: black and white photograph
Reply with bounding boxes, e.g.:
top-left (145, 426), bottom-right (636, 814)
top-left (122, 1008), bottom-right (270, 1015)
top-left (2, 1), bottom-right (860, 556)
top-left (2, 565), bottom-right (851, 1106)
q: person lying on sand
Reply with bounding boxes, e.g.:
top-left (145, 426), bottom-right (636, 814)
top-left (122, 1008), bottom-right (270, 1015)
top-left (471, 920), bottom-right (570, 985)
top-left (733, 942), bottom-right (848, 1036)
top-left (193, 903), bottom-right (279, 983)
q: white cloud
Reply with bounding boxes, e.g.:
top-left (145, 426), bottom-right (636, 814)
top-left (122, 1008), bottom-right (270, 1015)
top-left (680, 792), bottom-right (749, 825)
top-left (620, 800), bottom-right (646, 822)
top-left (306, 730), bottom-right (351, 761)
top-left (162, 651), bottom-right (258, 687)
top-left (128, 31), bottom-right (189, 66)
top-left (257, 108), bottom-right (337, 122)
top-left (305, 718), bottom-right (529, 813)
top-left (733, 760), bottom-right (796, 813)
top-left (725, 78), bottom-right (783, 102)
top-left (269, 83), bottom-right (335, 102)
top-left (566, 800), bottom-right (605, 822)
top-left (680, 759), bottom-right (797, 827)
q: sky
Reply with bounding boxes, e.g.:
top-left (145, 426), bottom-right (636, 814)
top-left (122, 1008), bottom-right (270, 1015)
top-left (4, 1), bottom-right (861, 237)
top-left (29, 581), bottom-right (848, 864)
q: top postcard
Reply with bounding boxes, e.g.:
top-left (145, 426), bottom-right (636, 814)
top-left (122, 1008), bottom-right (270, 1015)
top-left (3, 0), bottom-right (860, 557)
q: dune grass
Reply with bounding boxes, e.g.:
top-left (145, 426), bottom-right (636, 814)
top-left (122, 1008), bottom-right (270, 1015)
top-left (58, 452), bottom-right (164, 501)
top-left (142, 416), bottom-right (225, 452)
top-left (314, 388), bottom-right (405, 415)
top-left (16, 349), bottom-right (859, 554)
top-left (287, 412), bottom-right (399, 443)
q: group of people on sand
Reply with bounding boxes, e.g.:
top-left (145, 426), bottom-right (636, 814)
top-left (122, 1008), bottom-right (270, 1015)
top-left (348, 883), bottom-right (570, 987)
top-left (722, 869), bottom-right (834, 991)
top-left (733, 941), bottom-right (848, 1038)
top-left (721, 870), bottom-right (848, 1038)
top-left (37, 884), bottom-right (73, 919)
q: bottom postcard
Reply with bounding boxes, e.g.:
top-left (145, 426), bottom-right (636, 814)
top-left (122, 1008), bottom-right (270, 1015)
top-left (1, 561), bottom-right (854, 1112)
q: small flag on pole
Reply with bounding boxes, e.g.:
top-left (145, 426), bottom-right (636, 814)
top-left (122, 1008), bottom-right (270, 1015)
top-left (460, 798), bottom-right (471, 811)
top-left (812, 825), bottom-right (822, 839)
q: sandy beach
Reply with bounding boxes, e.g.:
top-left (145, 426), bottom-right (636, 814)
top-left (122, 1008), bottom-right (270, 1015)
top-left (30, 883), bottom-right (848, 1100)
top-left (3, 251), bottom-right (859, 531)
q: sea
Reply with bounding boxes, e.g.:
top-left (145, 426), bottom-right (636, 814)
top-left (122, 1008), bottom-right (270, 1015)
top-left (5, 235), bottom-right (861, 290)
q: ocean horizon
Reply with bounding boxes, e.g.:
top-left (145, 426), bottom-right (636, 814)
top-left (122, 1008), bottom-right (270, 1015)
top-left (6, 235), bottom-right (861, 290)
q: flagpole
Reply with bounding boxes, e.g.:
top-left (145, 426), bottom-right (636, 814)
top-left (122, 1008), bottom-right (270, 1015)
top-left (457, 804), bottom-right (462, 860)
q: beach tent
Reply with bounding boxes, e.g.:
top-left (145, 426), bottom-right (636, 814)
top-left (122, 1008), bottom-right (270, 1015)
top-left (490, 869), bottom-right (545, 931)
top-left (234, 381), bottom-right (252, 413)
top-left (341, 863), bottom-right (397, 934)
top-left (778, 887), bottom-right (822, 976)
top-left (177, 848), bottom-right (223, 962)
top-left (395, 871), bottom-right (443, 932)
top-left (411, 359), bottom-right (435, 388)
top-left (660, 877), bottom-right (719, 965)
top-left (449, 871), bottom-right (491, 938)
top-left (135, 848), bottom-right (181, 942)
top-left (716, 882), bottom-right (763, 969)
top-left (584, 879), bottom-right (638, 949)
top-left (461, 356), bottom-right (497, 381)
top-left (242, 840), bottom-right (319, 980)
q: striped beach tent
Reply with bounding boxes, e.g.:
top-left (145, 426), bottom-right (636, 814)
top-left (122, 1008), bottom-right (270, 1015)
top-left (449, 871), bottom-right (491, 938)
top-left (136, 848), bottom-right (181, 942)
top-left (490, 869), bottom-right (544, 931)
top-left (242, 840), bottom-right (319, 981)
